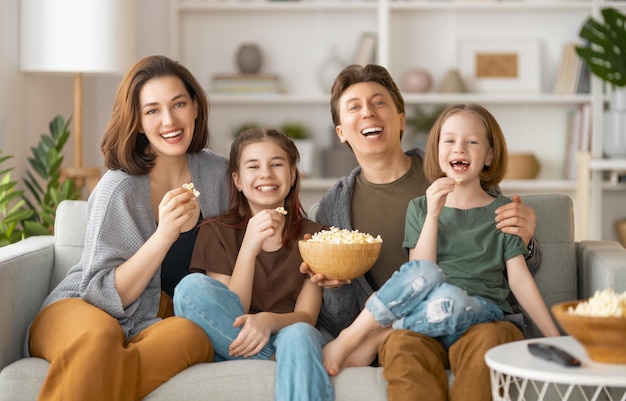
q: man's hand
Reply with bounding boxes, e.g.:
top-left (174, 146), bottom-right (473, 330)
top-left (495, 195), bottom-right (537, 246)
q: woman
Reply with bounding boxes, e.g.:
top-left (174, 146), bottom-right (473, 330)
top-left (27, 55), bottom-right (229, 401)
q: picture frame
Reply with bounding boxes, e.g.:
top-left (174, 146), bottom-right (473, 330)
top-left (457, 38), bottom-right (541, 93)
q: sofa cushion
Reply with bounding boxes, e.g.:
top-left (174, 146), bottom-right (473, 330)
top-left (0, 358), bottom-right (388, 401)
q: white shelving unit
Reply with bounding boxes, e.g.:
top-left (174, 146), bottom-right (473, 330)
top-left (171, 0), bottom-right (626, 241)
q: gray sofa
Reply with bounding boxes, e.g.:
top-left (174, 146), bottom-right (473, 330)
top-left (1, 194), bottom-right (625, 400)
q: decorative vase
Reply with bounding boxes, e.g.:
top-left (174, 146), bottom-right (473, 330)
top-left (317, 46), bottom-right (345, 93)
top-left (293, 139), bottom-right (315, 177)
top-left (236, 43), bottom-right (262, 74)
top-left (438, 69), bottom-right (467, 93)
top-left (403, 68), bottom-right (433, 93)
top-left (603, 87), bottom-right (626, 158)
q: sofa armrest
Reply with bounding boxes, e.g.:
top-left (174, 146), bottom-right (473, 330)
top-left (0, 236), bottom-right (54, 370)
top-left (576, 240), bottom-right (626, 299)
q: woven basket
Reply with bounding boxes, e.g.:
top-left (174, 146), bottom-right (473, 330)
top-left (504, 152), bottom-right (540, 179)
top-left (298, 241), bottom-right (382, 280)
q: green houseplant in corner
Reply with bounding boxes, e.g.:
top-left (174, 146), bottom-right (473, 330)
top-left (0, 152), bottom-right (33, 246)
top-left (22, 115), bottom-right (83, 236)
top-left (576, 7), bottom-right (626, 158)
top-left (575, 8), bottom-right (626, 89)
top-left (0, 115), bottom-right (82, 246)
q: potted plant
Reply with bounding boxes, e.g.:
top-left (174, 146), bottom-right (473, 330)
top-left (576, 7), bottom-right (626, 158)
top-left (575, 8), bottom-right (626, 90)
top-left (279, 122), bottom-right (315, 176)
top-left (0, 115), bottom-right (82, 246)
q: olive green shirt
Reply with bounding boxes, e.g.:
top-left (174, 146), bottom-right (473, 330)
top-left (351, 156), bottom-right (427, 289)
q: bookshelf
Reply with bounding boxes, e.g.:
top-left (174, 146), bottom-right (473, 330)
top-left (171, 0), bottom-right (626, 241)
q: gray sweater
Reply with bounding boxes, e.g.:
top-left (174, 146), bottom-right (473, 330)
top-left (315, 148), bottom-right (541, 338)
top-left (36, 150), bottom-right (229, 343)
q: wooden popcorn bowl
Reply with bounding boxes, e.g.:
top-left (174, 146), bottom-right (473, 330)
top-left (298, 240), bottom-right (382, 281)
top-left (551, 301), bottom-right (626, 364)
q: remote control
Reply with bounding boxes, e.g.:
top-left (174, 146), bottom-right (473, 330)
top-left (527, 342), bottom-right (581, 367)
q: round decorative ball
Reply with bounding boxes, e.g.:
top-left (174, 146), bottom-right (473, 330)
top-left (236, 43), bottom-right (262, 74)
top-left (403, 68), bottom-right (433, 93)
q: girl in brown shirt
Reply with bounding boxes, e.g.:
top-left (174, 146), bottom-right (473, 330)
top-left (173, 128), bottom-right (334, 401)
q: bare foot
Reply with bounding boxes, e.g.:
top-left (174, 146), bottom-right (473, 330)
top-left (323, 330), bottom-right (362, 376)
top-left (341, 327), bottom-right (392, 368)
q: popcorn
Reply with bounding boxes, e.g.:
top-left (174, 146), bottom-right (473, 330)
top-left (568, 288), bottom-right (626, 318)
top-left (182, 182), bottom-right (200, 199)
top-left (275, 207), bottom-right (288, 215)
top-left (306, 227), bottom-right (382, 245)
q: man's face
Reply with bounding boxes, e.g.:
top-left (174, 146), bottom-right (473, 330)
top-left (335, 81), bottom-right (405, 159)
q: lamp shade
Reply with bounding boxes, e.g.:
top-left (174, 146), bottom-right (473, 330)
top-left (20, 0), bottom-right (135, 74)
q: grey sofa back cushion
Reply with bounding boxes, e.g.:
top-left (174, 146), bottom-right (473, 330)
top-left (520, 195), bottom-right (577, 337)
top-left (51, 200), bottom-right (87, 291)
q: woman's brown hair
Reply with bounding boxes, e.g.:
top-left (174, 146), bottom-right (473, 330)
top-left (423, 103), bottom-right (508, 191)
top-left (202, 128), bottom-right (306, 245)
top-left (101, 55), bottom-right (210, 175)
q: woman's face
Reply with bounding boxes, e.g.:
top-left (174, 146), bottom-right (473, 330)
top-left (232, 139), bottom-right (296, 215)
top-left (139, 75), bottom-right (198, 159)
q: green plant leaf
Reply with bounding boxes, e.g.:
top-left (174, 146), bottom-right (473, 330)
top-left (28, 155), bottom-right (48, 178)
top-left (0, 190), bottom-right (24, 207)
top-left (24, 220), bottom-right (52, 236)
top-left (576, 8), bottom-right (626, 87)
top-left (3, 208), bottom-right (33, 225)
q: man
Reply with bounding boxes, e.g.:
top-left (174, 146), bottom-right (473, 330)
top-left (302, 64), bottom-right (541, 401)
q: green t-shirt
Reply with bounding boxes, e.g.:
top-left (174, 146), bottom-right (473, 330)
top-left (402, 195), bottom-right (528, 314)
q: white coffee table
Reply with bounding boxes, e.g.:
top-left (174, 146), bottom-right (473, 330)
top-left (485, 336), bottom-right (626, 401)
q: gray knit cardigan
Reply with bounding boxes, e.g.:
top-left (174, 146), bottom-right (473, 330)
top-left (33, 150), bottom-right (229, 345)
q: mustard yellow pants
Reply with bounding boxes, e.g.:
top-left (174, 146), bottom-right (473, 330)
top-left (29, 297), bottom-right (213, 401)
top-left (378, 320), bottom-right (524, 401)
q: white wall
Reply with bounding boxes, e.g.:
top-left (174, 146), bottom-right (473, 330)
top-left (1, 0), bottom-right (171, 181)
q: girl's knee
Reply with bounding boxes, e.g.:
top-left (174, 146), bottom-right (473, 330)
top-left (276, 323), bottom-right (322, 346)
top-left (173, 273), bottom-right (224, 313)
top-left (397, 260), bottom-right (445, 289)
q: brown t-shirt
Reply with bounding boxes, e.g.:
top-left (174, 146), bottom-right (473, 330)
top-left (351, 156), bottom-right (428, 289)
top-left (190, 219), bottom-right (326, 314)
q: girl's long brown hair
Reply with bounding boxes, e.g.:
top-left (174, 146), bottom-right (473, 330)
top-left (200, 128), bottom-right (306, 245)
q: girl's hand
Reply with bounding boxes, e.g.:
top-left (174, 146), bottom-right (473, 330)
top-left (154, 187), bottom-right (198, 245)
top-left (240, 209), bottom-right (283, 255)
top-left (425, 177), bottom-right (455, 217)
top-left (229, 313), bottom-right (274, 357)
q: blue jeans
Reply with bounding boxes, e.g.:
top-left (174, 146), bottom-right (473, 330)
top-left (366, 260), bottom-right (503, 349)
top-left (173, 273), bottom-right (334, 401)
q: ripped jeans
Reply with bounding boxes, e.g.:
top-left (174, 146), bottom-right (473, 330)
top-left (366, 260), bottom-right (503, 349)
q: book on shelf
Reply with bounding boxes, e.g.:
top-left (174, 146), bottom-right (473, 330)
top-left (210, 73), bottom-right (285, 94)
top-left (564, 103), bottom-right (592, 179)
top-left (553, 42), bottom-right (588, 95)
top-left (352, 32), bottom-right (376, 66)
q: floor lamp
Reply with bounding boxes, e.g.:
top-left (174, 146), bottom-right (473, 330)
top-left (19, 0), bottom-right (135, 195)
